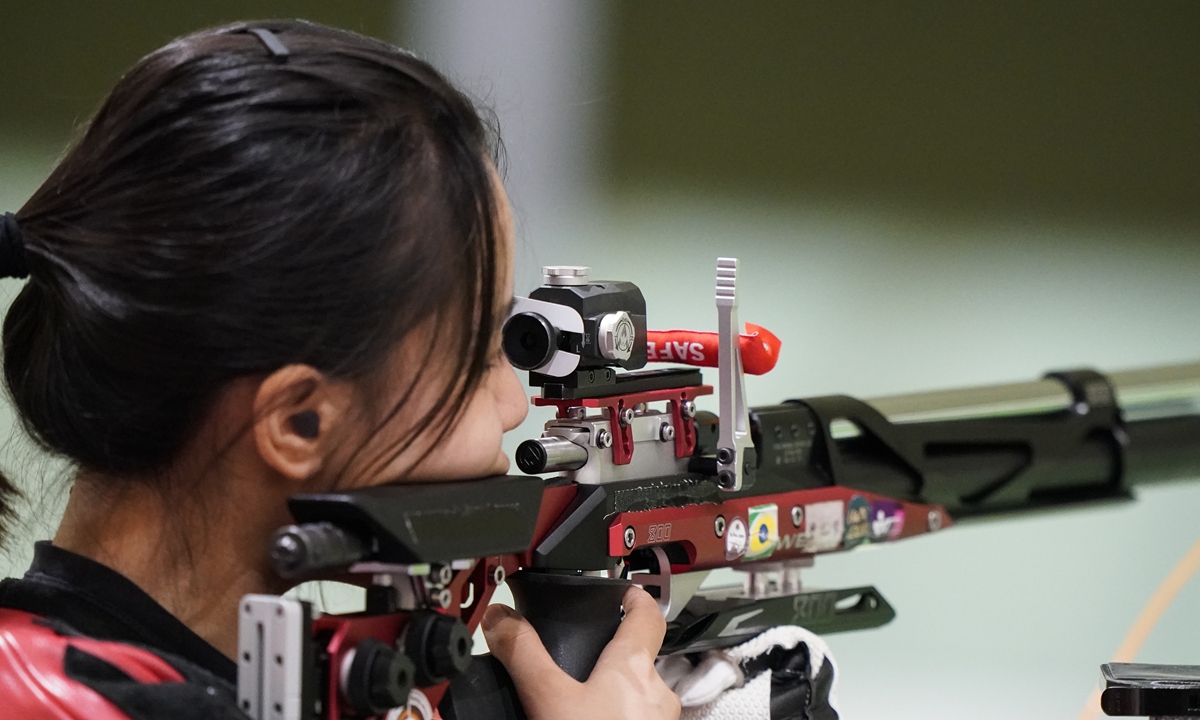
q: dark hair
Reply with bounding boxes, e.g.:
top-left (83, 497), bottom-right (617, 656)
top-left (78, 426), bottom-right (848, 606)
top-left (0, 21), bottom-right (504, 545)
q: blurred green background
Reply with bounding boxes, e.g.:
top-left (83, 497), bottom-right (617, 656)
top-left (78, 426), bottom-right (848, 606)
top-left (1, 2), bottom-right (1198, 719)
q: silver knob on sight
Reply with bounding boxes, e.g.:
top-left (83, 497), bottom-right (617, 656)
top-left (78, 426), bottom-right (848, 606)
top-left (542, 266), bottom-right (590, 286)
top-left (516, 436), bottom-right (589, 474)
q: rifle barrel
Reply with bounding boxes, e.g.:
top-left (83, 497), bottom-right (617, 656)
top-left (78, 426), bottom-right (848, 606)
top-left (863, 361), bottom-right (1200, 426)
top-left (824, 361), bottom-right (1200, 513)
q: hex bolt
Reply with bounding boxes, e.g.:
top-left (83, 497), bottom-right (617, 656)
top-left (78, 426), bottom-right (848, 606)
top-left (434, 588), bottom-right (453, 609)
top-left (718, 471), bottom-right (737, 489)
top-left (927, 510), bottom-right (942, 532)
top-left (717, 447), bottom-right (734, 465)
top-left (491, 565), bottom-right (506, 586)
top-left (659, 423), bottom-right (676, 442)
top-left (714, 515), bottom-right (727, 538)
top-left (680, 400), bottom-right (697, 419)
top-left (791, 505), bottom-right (804, 527)
top-left (618, 407), bottom-right (635, 427)
top-left (595, 429), bottom-right (613, 449)
top-left (623, 526), bottom-right (636, 549)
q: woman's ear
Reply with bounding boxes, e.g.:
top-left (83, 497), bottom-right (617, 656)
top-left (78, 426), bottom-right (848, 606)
top-left (252, 364), bottom-right (353, 483)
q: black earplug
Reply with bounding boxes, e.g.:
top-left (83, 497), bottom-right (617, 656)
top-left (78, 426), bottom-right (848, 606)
top-left (289, 410), bottom-right (320, 439)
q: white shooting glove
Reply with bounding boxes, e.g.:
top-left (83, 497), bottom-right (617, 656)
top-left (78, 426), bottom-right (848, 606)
top-left (655, 626), bottom-right (840, 720)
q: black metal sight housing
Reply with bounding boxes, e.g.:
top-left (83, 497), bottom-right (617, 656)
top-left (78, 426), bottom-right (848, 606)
top-left (501, 266), bottom-right (648, 397)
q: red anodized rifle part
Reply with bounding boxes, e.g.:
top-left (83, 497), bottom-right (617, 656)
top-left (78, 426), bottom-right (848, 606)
top-left (533, 385), bottom-right (714, 465)
top-left (607, 486), bottom-right (953, 572)
top-left (313, 553), bottom-right (521, 714)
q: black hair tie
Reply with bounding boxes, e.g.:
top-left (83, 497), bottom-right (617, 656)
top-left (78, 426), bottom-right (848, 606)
top-left (0, 212), bottom-right (30, 279)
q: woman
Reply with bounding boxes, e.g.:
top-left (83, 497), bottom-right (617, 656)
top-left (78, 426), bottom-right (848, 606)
top-left (0, 20), bottom-right (680, 720)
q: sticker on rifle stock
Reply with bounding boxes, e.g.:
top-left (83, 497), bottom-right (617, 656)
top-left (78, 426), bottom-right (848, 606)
top-left (801, 500), bottom-right (844, 552)
top-left (745, 503), bottom-right (779, 560)
top-left (725, 516), bottom-right (748, 560)
top-left (869, 500), bottom-right (906, 542)
top-left (843, 495), bottom-right (871, 549)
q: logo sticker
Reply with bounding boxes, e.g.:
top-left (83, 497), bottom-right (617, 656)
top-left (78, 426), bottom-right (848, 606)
top-left (800, 500), bottom-right (844, 552)
top-left (746, 504), bottom-right (779, 560)
top-left (869, 500), bottom-right (906, 542)
top-left (725, 516), bottom-right (748, 560)
top-left (843, 495), bottom-right (871, 549)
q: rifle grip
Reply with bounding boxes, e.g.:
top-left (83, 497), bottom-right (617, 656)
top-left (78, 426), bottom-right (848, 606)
top-left (507, 571), bottom-right (633, 682)
top-left (440, 572), bottom-right (632, 720)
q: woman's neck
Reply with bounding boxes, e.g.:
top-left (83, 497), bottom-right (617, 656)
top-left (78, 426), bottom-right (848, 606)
top-left (54, 469), bottom-right (292, 658)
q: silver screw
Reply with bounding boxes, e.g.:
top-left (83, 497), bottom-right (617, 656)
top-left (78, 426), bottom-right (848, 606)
top-left (567, 406), bottom-right (587, 420)
top-left (714, 515), bottom-right (726, 538)
top-left (491, 565), bottom-right (506, 585)
top-left (659, 423), bottom-right (676, 442)
top-left (927, 509), bottom-right (942, 532)
top-left (623, 526), bottom-right (636, 549)
top-left (432, 564), bottom-right (453, 586)
top-left (617, 407), bottom-right (635, 427)
top-left (595, 429), bottom-right (613, 449)
top-left (680, 400), bottom-right (697, 419)
top-left (791, 505), bottom-right (804, 527)
top-left (434, 588), bottom-right (453, 609)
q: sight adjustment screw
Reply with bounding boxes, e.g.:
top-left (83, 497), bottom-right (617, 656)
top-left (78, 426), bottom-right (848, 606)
top-left (927, 510), bottom-right (942, 532)
top-left (595, 429), bottom-right (613, 449)
top-left (623, 526), bottom-right (636, 549)
top-left (659, 423), bottom-right (675, 442)
top-left (680, 400), bottom-right (697, 419)
top-left (431, 564), bottom-right (453, 586)
top-left (714, 515), bottom-right (727, 538)
top-left (791, 505), bottom-right (804, 527)
top-left (618, 408), bottom-right (635, 427)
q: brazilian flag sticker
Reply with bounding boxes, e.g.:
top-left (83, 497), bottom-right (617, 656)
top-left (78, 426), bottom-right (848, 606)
top-left (746, 503), bottom-right (779, 560)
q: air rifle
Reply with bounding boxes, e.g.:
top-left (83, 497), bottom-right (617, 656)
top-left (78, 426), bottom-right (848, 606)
top-left (236, 260), bottom-right (1200, 720)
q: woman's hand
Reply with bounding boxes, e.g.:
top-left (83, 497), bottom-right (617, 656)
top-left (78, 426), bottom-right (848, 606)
top-left (481, 586), bottom-right (682, 720)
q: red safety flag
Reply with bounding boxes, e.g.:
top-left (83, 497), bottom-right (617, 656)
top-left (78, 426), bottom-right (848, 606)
top-left (646, 323), bottom-right (781, 375)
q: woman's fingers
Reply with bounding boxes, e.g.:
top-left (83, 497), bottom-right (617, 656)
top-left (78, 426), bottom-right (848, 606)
top-left (595, 586), bottom-right (668, 667)
top-left (482, 590), bottom-right (680, 720)
top-left (480, 603), bottom-right (576, 716)
top-left (480, 603), bottom-right (564, 683)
